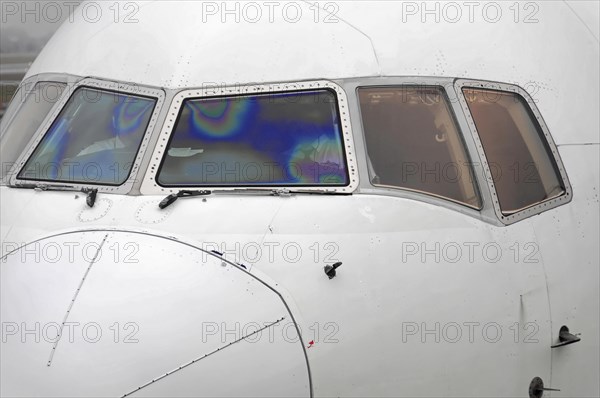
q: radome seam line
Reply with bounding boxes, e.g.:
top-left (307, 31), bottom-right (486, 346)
top-left (120, 317), bottom-right (286, 397)
top-left (3, 227), bottom-right (313, 396)
top-left (46, 233), bottom-right (109, 367)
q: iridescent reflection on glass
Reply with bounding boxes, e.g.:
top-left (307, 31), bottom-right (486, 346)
top-left (18, 87), bottom-right (155, 185)
top-left (158, 90), bottom-right (348, 186)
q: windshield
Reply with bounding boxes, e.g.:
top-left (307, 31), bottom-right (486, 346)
top-left (17, 87), bottom-right (156, 186)
top-left (463, 88), bottom-right (565, 214)
top-left (358, 86), bottom-right (481, 209)
top-left (157, 89), bottom-right (349, 187)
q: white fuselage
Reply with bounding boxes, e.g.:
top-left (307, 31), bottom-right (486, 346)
top-left (1, 2), bottom-right (598, 397)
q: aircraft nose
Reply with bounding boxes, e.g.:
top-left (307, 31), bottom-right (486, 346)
top-left (1, 230), bottom-right (309, 397)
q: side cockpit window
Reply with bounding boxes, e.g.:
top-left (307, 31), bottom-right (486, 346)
top-left (17, 87), bottom-right (156, 186)
top-left (1, 82), bottom-right (66, 181)
top-left (0, 82), bottom-right (21, 123)
top-left (358, 86), bottom-right (481, 209)
top-left (463, 88), bottom-right (565, 215)
top-left (157, 90), bottom-right (348, 187)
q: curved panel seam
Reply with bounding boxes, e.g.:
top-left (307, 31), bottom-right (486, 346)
top-left (46, 233), bottom-right (109, 367)
top-left (121, 317), bottom-right (286, 398)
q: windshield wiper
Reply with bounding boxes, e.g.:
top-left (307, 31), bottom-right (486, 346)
top-left (12, 183), bottom-right (99, 208)
top-left (158, 190), bottom-right (212, 209)
top-left (13, 182), bottom-right (78, 191)
top-left (82, 188), bottom-right (98, 207)
top-left (158, 187), bottom-right (350, 209)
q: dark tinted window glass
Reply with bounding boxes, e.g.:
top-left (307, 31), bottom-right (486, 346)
top-left (157, 90), bottom-right (348, 186)
top-left (359, 86), bottom-right (480, 208)
top-left (18, 87), bottom-right (155, 185)
top-left (463, 88), bottom-right (564, 214)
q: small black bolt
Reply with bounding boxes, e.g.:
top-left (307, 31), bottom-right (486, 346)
top-left (324, 262), bottom-right (342, 279)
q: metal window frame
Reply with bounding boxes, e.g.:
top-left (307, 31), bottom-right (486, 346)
top-left (140, 80), bottom-right (359, 195)
top-left (6, 74), bottom-right (570, 226)
top-left (10, 77), bottom-right (166, 195)
top-left (454, 79), bottom-right (572, 225)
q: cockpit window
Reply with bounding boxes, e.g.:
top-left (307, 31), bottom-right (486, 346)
top-left (157, 89), bottom-right (348, 187)
top-left (17, 87), bottom-right (156, 185)
top-left (1, 82), bottom-right (66, 181)
top-left (463, 88), bottom-right (565, 215)
top-left (0, 81), bottom-right (20, 122)
top-left (358, 86), bottom-right (481, 208)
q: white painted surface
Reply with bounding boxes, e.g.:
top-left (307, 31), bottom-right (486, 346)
top-left (1, 1), bottom-right (598, 396)
top-left (24, 1), bottom-right (599, 145)
top-left (1, 231), bottom-right (309, 397)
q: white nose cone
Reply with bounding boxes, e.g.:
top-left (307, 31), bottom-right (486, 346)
top-left (1, 231), bottom-right (310, 397)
